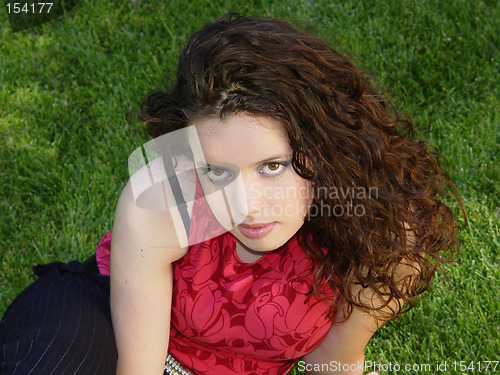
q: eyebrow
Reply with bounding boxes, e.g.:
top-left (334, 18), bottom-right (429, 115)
top-left (255, 154), bottom-right (291, 164)
top-left (204, 154), bottom-right (292, 169)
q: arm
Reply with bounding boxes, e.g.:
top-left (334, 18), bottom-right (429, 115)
top-left (110, 181), bottom-right (187, 375)
top-left (302, 298), bottom-right (381, 375)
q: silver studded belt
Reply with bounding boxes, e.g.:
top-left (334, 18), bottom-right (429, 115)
top-left (164, 353), bottom-right (194, 375)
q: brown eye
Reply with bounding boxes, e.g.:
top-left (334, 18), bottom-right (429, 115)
top-left (206, 167), bottom-right (232, 183)
top-left (259, 162), bottom-right (285, 176)
top-left (268, 162), bottom-right (280, 171)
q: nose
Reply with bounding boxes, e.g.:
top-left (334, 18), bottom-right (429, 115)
top-left (225, 173), bottom-right (263, 223)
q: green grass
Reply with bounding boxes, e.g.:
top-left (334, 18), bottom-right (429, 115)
top-left (1, 0), bottom-right (498, 374)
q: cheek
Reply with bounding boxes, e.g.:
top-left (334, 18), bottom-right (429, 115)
top-left (267, 179), bottom-right (312, 218)
top-left (297, 187), bottom-right (313, 218)
top-left (288, 177), bottom-right (312, 203)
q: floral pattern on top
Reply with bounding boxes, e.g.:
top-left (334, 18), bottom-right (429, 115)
top-left (168, 230), bottom-right (335, 375)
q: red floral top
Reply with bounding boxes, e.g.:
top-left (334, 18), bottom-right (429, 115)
top-left (170, 230), bottom-right (336, 375)
top-left (97, 231), bottom-right (335, 374)
top-left (96, 184), bottom-right (336, 374)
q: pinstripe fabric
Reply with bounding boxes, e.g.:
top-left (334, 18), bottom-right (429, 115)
top-left (0, 261), bottom-right (117, 375)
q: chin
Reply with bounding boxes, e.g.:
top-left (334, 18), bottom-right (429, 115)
top-left (235, 234), bottom-right (289, 253)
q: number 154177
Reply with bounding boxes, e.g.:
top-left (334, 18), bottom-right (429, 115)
top-left (6, 3), bottom-right (54, 14)
top-left (452, 361), bottom-right (499, 372)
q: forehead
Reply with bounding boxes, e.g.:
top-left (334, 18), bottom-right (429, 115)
top-left (194, 114), bottom-right (291, 165)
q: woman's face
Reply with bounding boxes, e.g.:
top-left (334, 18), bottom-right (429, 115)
top-left (194, 114), bottom-right (312, 253)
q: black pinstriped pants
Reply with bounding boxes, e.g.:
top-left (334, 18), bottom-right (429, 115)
top-left (0, 261), bottom-right (117, 374)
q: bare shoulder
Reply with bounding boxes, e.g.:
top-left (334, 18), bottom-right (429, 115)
top-left (111, 180), bottom-right (188, 265)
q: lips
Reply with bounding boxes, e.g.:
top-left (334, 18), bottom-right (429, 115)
top-left (237, 222), bottom-right (276, 239)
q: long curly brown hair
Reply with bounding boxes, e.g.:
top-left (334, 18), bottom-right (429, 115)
top-left (140, 14), bottom-right (463, 321)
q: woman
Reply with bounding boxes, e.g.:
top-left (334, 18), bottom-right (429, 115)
top-left (0, 14), bottom-right (461, 375)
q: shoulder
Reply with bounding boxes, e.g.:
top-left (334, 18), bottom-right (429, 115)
top-left (111, 181), bottom-right (188, 265)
